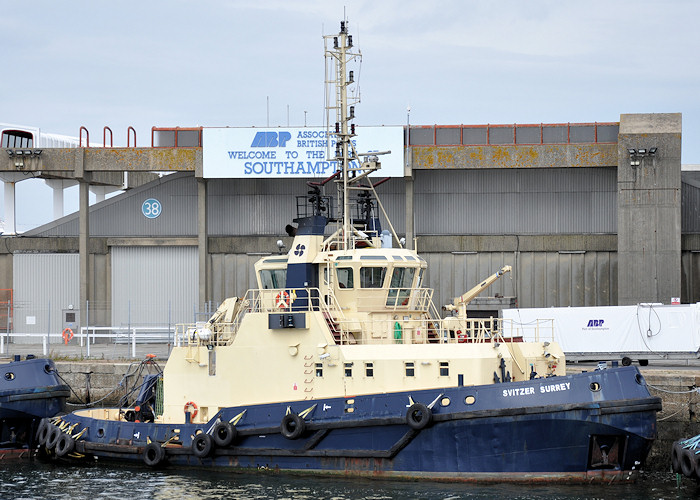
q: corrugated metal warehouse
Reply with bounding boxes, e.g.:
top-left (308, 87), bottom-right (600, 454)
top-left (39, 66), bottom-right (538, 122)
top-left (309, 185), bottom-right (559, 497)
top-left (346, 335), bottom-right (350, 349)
top-left (1, 112), bottom-right (698, 337)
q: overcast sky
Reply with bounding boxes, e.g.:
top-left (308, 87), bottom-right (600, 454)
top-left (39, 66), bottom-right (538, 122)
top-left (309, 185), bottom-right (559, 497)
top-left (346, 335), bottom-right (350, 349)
top-left (1, 0), bottom-right (698, 231)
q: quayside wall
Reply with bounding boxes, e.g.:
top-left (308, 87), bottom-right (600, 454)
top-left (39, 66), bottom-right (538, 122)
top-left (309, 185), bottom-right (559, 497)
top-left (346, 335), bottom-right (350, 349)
top-left (50, 361), bottom-right (700, 473)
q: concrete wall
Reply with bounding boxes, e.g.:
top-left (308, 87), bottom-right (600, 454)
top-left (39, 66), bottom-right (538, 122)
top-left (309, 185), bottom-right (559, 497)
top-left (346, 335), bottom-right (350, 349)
top-left (617, 113), bottom-right (682, 305)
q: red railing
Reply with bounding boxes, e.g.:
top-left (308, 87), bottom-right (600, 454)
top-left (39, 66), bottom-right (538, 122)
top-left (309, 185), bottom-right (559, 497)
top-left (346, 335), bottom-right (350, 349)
top-left (406, 122), bottom-right (619, 147)
top-left (151, 127), bottom-right (203, 148)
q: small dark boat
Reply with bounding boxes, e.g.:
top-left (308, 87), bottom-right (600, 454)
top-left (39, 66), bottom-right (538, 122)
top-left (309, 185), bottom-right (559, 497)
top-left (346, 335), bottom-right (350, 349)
top-left (0, 355), bottom-right (70, 457)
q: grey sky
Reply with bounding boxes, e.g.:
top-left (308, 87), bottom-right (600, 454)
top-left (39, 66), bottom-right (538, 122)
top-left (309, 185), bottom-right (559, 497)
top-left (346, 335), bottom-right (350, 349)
top-left (1, 0), bottom-right (698, 231)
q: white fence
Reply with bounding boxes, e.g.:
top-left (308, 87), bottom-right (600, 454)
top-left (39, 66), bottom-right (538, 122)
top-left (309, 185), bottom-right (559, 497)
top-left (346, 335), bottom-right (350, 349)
top-left (0, 326), bottom-right (177, 358)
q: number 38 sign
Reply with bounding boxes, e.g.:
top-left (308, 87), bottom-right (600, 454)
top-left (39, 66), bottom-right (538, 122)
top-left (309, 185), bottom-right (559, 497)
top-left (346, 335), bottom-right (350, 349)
top-left (142, 198), bottom-right (162, 219)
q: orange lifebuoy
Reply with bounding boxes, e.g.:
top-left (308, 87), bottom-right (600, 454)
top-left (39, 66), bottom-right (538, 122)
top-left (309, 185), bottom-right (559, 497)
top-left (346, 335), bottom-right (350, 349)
top-left (275, 291), bottom-right (290, 309)
top-left (62, 328), bottom-right (74, 345)
top-left (184, 401), bottom-right (198, 419)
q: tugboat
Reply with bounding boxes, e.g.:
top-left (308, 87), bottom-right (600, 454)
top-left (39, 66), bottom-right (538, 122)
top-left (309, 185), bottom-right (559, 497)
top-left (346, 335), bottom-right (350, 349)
top-left (40, 20), bottom-right (661, 482)
top-left (1, 355), bottom-right (69, 457)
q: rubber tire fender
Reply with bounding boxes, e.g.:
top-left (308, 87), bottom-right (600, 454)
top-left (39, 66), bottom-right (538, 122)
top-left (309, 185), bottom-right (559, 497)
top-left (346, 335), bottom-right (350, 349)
top-left (46, 425), bottom-right (62, 450)
top-left (280, 413), bottom-right (305, 440)
top-left (192, 433), bottom-right (213, 458)
top-left (681, 447), bottom-right (695, 478)
top-left (671, 441), bottom-right (682, 473)
top-left (36, 418), bottom-right (50, 446)
top-left (55, 433), bottom-right (75, 457)
top-left (406, 403), bottom-right (432, 430)
top-left (143, 442), bottom-right (165, 467)
top-left (212, 421), bottom-right (236, 448)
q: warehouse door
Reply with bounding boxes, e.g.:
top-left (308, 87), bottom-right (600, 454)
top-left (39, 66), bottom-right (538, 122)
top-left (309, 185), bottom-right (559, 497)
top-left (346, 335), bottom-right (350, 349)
top-left (111, 246), bottom-right (198, 329)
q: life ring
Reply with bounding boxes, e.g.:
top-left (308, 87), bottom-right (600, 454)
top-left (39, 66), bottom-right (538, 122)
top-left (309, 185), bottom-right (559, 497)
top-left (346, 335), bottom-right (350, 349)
top-left (406, 402), bottom-right (432, 430)
top-left (280, 413), bottom-right (305, 440)
top-left (143, 442), bottom-right (165, 467)
top-left (62, 328), bottom-right (74, 345)
top-left (184, 401), bottom-right (198, 419)
top-left (276, 291), bottom-right (290, 309)
top-left (212, 421), bottom-right (237, 447)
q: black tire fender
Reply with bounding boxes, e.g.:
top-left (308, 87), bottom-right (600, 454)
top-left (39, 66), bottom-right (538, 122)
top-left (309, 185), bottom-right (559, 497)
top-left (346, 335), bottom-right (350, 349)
top-left (280, 413), bottom-right (305, 440)
top-left (55, 433), bottom-right (75, 457)
top-left (36, 419), bottom-right (50, 446)
top-left (681, 447), bottom-right (695, 478)
top-left (143, 442), bottom-right (165, 467)
top-left (192, 433), bottom-right (213, 458)
top-left (212, 421), bottom-right (236, 448)
top-left (46, 425), bottom-right (62, 450)
top-left (406, 403), bottom-right (432, 430)
top-left (671, 441), bottom-right (682, 473)
top-left (621, 356), bottom-right (632, 367)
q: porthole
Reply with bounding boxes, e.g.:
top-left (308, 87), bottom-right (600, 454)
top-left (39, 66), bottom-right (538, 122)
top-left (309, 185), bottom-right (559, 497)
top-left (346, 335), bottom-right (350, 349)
top-left (4, 372), bottom-right (15, 381)
top-left (590, 382), bottom-right (601, 392)
top-left (440, 397), bottom-right (451, 407)
top-left (464, 395), bottom-right (476, 405)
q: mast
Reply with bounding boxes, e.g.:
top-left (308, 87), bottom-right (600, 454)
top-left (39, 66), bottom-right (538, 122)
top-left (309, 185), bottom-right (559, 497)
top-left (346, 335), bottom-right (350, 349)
top-left (324, 20), bottom-right (360, 250)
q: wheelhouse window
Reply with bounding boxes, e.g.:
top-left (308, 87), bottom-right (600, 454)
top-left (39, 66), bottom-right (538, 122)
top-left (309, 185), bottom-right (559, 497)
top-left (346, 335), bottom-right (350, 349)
top-left (405, 362), bottom-right (415, 377)
top-left (440, 361), bottom-right (449, 376)
top-left (344, 363), bottom-right (353, 377)
top-left (365, 362), bottom-right (374, 377)
top-left (387, 267), bottom-right (415, 306)
top-left (360, 267), bottom-right (386, 288)
top-left (259, 269), bottom-right (287, 289)
top-left (336, 268), bottom-right (354, 289)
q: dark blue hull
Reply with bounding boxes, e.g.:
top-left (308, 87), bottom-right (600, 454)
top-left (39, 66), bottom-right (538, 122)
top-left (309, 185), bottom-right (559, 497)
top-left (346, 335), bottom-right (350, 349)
top-left (48, 366), bottom-right (660, 482)
top-left (0, 357), bottom-right (70, 451)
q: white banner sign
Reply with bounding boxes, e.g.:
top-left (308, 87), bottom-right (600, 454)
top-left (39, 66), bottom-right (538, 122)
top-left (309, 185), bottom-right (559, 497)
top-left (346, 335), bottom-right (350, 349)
top-left (202, 126), bottom-right (404, 178)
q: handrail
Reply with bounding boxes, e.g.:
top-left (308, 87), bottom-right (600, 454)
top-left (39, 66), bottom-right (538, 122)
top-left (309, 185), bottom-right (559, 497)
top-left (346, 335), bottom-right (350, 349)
top-left (127, 126), bottom-right (136, 147)
top-left (103, 126), bottom-right (113, 148)
top-left (79, 126), bottom-right (89, 147)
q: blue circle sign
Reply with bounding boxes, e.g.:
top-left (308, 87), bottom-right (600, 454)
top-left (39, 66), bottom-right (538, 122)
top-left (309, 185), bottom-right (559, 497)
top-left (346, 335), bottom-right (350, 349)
top-left (142, 198), bottom-right (162, 219)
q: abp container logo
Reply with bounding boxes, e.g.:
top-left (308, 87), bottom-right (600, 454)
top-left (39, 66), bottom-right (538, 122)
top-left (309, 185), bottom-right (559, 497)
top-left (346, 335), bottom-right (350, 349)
top-left (583, 319), bottom-right (609, 331)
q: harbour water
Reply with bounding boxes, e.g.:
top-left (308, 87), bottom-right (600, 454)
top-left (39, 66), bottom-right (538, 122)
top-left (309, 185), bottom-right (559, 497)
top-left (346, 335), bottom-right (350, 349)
top-left (1, 462), bottom-right (698, 500)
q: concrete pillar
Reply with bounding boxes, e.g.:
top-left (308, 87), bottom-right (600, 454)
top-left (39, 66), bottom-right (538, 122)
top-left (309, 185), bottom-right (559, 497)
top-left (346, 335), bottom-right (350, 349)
top-left (2, 181), bottom-right (15, 234)
top-left (197, 178), bottom-right (208, 311)
top-left (45, 179), bottom-right (78, 220)
top-left (617, 113), bottom-right (682, 305)
top-left (79, 179), bottom-right (90, 329)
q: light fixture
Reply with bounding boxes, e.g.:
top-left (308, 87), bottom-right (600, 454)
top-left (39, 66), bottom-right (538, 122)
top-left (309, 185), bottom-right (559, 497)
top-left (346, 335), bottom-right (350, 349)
top-left (637, 148), bottom-right (647, 155)
top-left (6, 150), bottom-right (13, 157)
top-left (14, 150), bottom-right (23, 156)
top-left (627, 148), bottom-right (637, 156)
top-left (649, 147), bottom-right (657, 156)
top-left (33, 149), bottom-right (42, 156)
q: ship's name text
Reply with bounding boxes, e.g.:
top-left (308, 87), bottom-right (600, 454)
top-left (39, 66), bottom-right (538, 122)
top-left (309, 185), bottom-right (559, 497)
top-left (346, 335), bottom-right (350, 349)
top-left (502, 382), bottom-right (571, 398)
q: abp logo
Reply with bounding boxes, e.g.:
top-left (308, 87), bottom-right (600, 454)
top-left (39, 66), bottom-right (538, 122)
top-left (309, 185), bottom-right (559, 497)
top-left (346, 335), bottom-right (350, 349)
top-left (586, 319), bottom-right (604, 327)
top-left (251, 131), bottom-right (291, 147)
